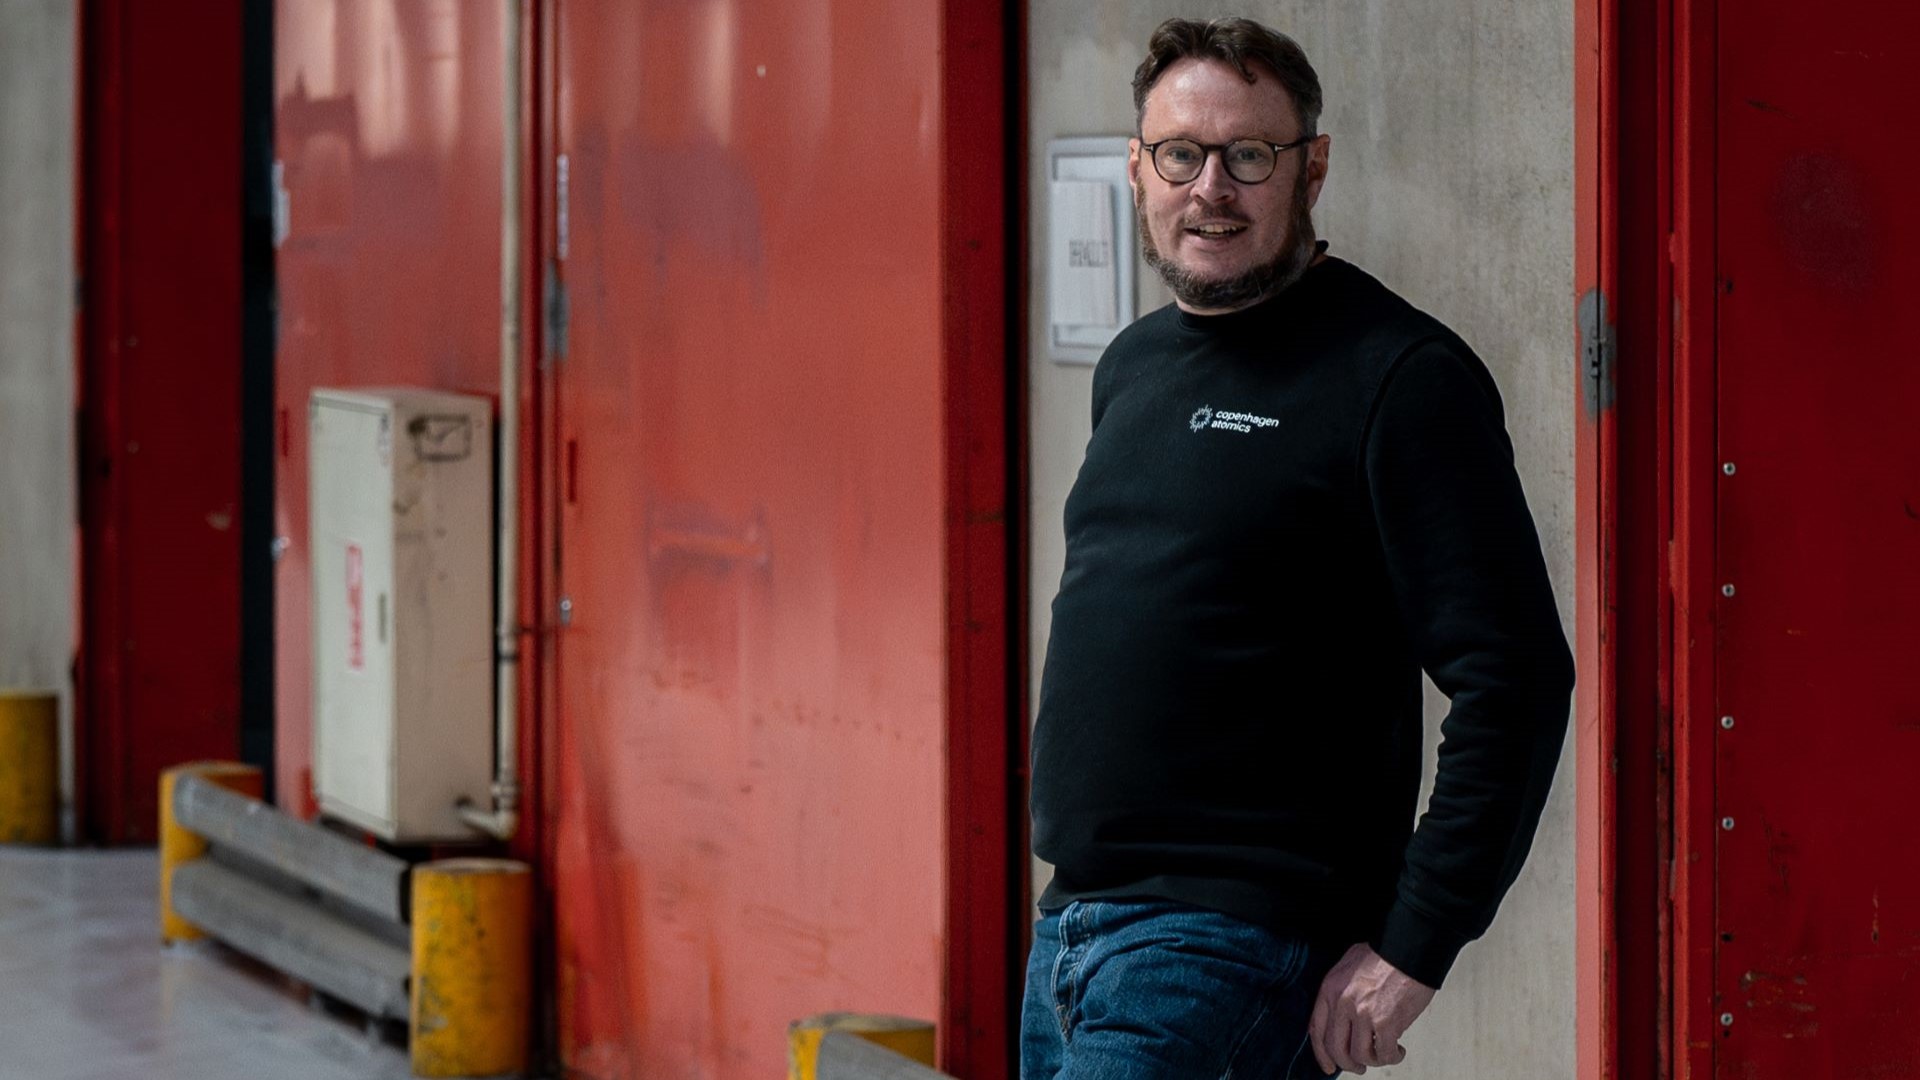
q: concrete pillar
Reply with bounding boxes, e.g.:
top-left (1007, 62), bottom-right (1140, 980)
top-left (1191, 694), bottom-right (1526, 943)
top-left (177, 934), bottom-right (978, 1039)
top-left (0, 0), bottom-right (78, 844)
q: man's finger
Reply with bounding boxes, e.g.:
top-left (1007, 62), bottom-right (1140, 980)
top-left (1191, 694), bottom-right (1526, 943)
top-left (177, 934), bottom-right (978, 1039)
top-left (1359, 1022), bottom-right (1405, 1060)
top-left (1327, 1001), bottom-right (1363, 1074)
top-left (1374, 1006), bottom-right (1420, 1060)
top-left (1348, 1016), bottom-right (1377, 1071)
top-left (1309, 993), bottom-right (1335, 1075)
top-left (1374, 1016), bottom-right (1409, 1064)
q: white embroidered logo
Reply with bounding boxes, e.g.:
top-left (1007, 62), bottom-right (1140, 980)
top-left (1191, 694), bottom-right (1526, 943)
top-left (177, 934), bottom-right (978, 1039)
top-left (1189, 404), bottom-right (1279, 434)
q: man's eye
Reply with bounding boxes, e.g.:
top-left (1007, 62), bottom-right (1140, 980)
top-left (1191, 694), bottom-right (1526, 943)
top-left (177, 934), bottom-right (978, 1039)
top-left (1231, 147), bottom-right (1271, 165)
top-left (1162, 146), bottom-right (1199, 165)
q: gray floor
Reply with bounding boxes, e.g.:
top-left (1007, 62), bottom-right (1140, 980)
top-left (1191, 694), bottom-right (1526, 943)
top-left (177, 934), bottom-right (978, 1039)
top-left (0, 848), bottom-right (414, 1080)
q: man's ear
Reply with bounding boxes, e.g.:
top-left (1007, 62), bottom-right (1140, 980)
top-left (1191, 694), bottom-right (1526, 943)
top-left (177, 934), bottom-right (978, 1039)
top-left (1304, 133), bottom-right (1332, 210)
top-left (1127, 138), bottom-right (1143, 203)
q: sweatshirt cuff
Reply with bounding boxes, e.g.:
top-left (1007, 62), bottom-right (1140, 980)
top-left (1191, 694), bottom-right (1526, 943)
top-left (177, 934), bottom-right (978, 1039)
top-left (1370, 900), bottom-right (1472, 990)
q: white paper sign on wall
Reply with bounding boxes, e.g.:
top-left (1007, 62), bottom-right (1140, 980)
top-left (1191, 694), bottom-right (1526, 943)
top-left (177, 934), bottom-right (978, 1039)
top-left (1047, 137), bottom-right (1136, 364)
top-left (1050, 181), bottom-right (1118, 327)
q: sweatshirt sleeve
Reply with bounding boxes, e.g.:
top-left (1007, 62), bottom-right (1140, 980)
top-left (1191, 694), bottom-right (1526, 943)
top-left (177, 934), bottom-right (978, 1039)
top-left (1359, 339), bottom-right (1576, 989)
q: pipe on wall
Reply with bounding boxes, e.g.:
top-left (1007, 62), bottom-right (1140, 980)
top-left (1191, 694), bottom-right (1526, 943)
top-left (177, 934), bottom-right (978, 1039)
top-left (459, 0), bottom-right (524, 842)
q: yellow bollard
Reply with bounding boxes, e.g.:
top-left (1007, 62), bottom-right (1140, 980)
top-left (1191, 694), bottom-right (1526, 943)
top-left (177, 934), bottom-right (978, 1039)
top-left (411, 858), bottom-right (532, 1078)
top-left (787, 1013), bottom-right (938, 1080)
top-left (0, 691), bottom-right (59, 845)
top-left (158, 761), bottom-right (263, 943)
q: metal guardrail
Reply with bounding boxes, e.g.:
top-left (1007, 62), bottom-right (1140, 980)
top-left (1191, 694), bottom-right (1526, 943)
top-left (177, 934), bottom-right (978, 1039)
top-left (168, 773), bottom-right (414, 1022)
top-left (170, 858), bottom-right (411, 1020)
top-left (815, 1030), bottom-right (958, 1079)
top-left (173, 773), bottom-right (410, 925)
top-left (790, 1013), bottom-right (957, 1080)
top-left (170, 768), bottom-right (944, 1078)
top-left (161, 763), bottom-right (534, 1077)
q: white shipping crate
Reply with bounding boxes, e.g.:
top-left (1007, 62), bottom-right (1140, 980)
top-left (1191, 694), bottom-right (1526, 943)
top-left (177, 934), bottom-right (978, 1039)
top-left (309, 388), bottom-right (493, 842)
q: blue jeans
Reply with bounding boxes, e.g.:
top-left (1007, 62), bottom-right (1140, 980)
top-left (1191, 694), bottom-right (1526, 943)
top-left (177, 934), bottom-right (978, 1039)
top-left (1021, 898), bottom-right (1343, 1079)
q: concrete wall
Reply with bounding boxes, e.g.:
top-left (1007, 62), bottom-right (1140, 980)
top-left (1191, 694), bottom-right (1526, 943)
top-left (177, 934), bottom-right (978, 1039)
top-left (1026, 4), bottom-right (1575, 1076)
top-left (0, 1), bottom-right (78, 838)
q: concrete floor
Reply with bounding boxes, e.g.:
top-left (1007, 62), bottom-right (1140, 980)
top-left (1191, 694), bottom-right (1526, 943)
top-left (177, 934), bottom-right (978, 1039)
top-left (0, 848), bottom-right (414, 1080)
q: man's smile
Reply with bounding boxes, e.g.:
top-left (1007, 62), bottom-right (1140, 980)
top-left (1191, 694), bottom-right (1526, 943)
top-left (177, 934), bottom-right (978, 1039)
top-left (1184, 220), bottom-right (1250, 245)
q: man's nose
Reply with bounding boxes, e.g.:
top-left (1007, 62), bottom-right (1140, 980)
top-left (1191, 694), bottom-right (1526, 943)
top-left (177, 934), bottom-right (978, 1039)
top-left (1191, 149), bottom-right (1236, 202)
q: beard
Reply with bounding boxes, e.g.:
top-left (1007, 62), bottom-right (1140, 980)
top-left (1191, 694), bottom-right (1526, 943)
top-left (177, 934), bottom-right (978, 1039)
top-left (1137, 165), bottom-right (1318, 312)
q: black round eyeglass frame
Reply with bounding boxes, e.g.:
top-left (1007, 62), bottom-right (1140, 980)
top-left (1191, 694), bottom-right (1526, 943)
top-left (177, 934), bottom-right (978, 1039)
top-left (1140, 135), bottom-right (1315, 185)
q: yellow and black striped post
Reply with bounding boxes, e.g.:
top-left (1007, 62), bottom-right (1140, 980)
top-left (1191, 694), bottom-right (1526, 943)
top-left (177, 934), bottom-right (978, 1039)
top-left (158, 761), bottom-right (263, 943)
top-left (411, 858), bottom-right (532, 1078)
top-left (0, 691), bottom-right (58, 845)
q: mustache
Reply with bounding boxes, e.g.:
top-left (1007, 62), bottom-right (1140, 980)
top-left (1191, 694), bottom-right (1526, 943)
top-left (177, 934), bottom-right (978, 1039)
top-left (1180, 210), bottom-right (1253, 227)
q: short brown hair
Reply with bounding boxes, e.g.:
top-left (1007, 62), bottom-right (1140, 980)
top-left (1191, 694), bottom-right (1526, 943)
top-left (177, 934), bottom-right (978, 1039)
top-left (1131, 17), bottom-right (1323, 137)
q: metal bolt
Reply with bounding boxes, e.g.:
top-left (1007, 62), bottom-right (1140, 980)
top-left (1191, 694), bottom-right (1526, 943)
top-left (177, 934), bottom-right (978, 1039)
top-left (558, 596), bottom-right (574, 625)
top-left (1721, 1012), bottom-right (1734, 1027)
top-left (1721, 816), bottom-right (1736, 831)
top-left (1722, 462), bottom-right (1737, 475)
top-left (271, 536), bottom-right (290, 563)
top-left (1722, 584), bottom-right (1737, 597)
top-left (1720, 715), bottom-right (1735, 730)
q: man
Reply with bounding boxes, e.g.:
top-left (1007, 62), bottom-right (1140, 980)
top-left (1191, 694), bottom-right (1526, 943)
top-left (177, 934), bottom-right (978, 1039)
top-left (1023, 16), bottom-right (1575, 1079)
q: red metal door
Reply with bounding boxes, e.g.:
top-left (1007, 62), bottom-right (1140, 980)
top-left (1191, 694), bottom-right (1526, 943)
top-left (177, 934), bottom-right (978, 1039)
top-left (545, 2), bottom-right (1009, 1076)
top-left (1711, 2), bottom-right (1920, 1074)
top-left (77, 0), bottom-right (245, 842)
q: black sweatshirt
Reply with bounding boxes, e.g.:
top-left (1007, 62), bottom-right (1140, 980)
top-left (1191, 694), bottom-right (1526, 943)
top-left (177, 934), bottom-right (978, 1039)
top-left (1030, 254), bottom-right (1575, 989)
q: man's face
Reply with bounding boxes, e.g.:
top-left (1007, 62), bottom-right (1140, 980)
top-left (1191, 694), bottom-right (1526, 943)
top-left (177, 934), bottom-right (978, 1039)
top-left (1129, 57), bottom-right (1331, 313)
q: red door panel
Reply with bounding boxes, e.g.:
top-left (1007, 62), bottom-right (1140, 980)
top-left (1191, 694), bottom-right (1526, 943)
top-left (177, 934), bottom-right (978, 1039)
top-left (78, 0), bottom-right (244, 842)
top-left (549, 3), bottom-right (951, 1075)
top-left (1715, 3), bottom-right (1920, 1074)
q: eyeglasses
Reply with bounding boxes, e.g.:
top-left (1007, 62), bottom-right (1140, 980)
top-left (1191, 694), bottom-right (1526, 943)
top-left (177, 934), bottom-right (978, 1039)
top-left (1139, 136), bottom-right (1314, 185)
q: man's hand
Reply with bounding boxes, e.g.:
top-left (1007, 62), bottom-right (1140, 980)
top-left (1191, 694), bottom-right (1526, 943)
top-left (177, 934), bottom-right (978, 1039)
top-left (1308, 943), bottom-right (1436, 1074)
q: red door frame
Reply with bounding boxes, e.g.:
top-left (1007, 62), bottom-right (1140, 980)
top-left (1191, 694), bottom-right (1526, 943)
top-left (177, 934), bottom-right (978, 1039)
top-left (1669, 0), bottom-right (1717, 1073)
top-left (74, 0), bottom-right (126, 845)
top-left (1577, 0), bottom-right (1664, 1073)
top-left (1577, 0), bottom-right (1717, 1076)
top-left (941, 0), bottom-right (1017, 1074)
top-left (514, 0), bottom-right (560, 1064)
top-left (75, 0), bottom-right (246, 844)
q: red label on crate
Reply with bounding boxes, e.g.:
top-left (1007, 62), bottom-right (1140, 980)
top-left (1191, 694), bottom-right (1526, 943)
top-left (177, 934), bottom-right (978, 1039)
top-left (346, 542), bottom-right (364, 672)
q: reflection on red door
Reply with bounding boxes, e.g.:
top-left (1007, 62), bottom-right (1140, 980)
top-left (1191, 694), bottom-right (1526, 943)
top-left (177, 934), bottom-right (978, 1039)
top-left (273, 0), bottom-right (507, 816)
top-left (548, 2), bottom-right (972, 1075)
top-left (1712, 1), bottom-right (1920, 1074)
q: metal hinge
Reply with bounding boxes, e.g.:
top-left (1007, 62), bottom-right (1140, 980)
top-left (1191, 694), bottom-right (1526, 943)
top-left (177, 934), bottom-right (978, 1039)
top-left (1577, 289), bottom-right (1615, 416)
top-left (74, 407), bottom-right (86, 523)
top-left (545, 153), bottom-right (571, 364)
top-left (544, 259), bottom-right (569, 362)
top-left (556, 153), bottom-right (570, 261)
top-left (271, 159), bottom-right (290, 249)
